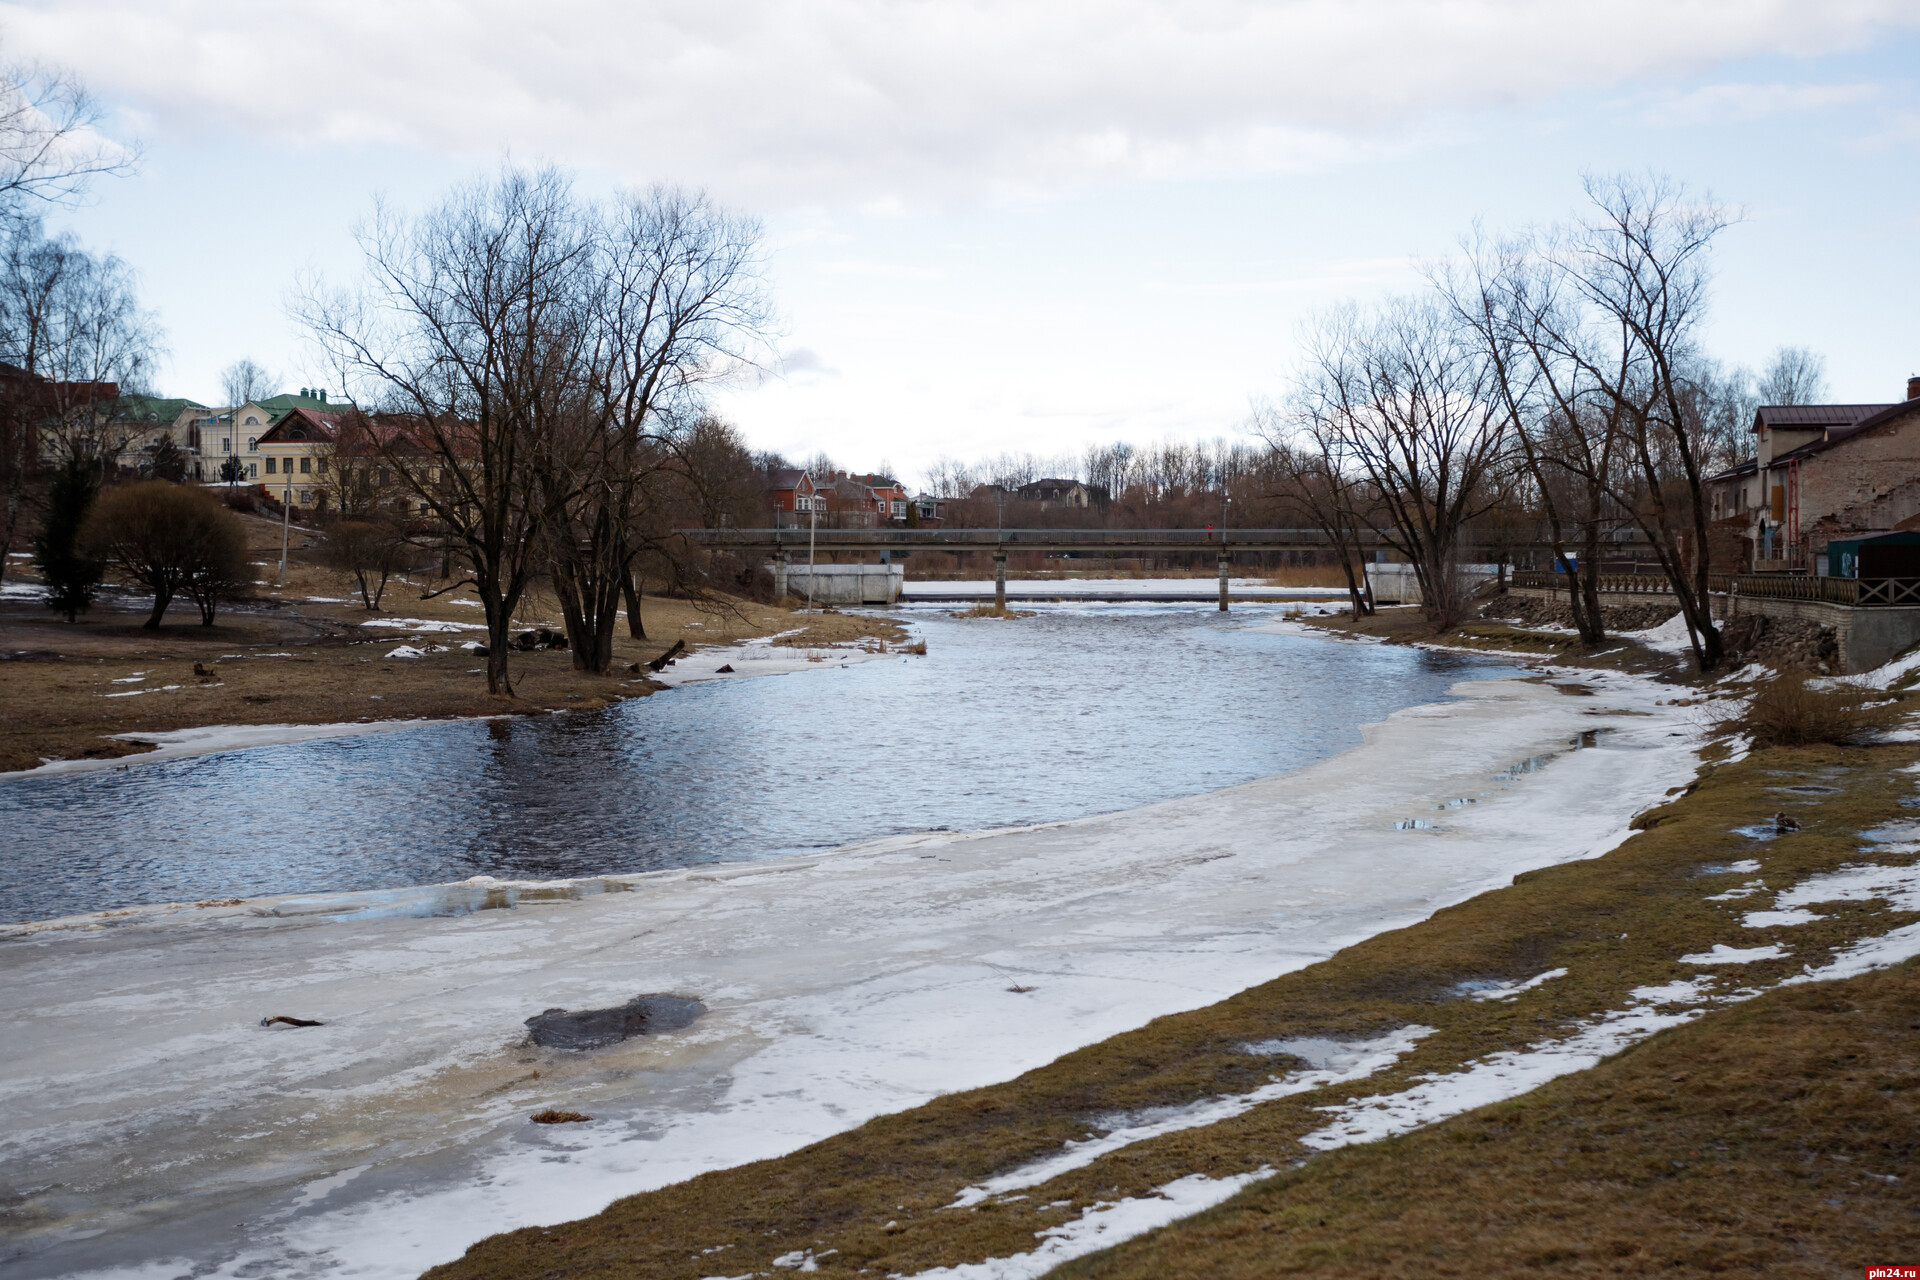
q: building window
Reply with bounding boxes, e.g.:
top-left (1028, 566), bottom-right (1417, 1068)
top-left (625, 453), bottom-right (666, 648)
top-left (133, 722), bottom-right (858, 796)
top-left (244, 415), bottom-right (258, 426)
top-left (221, 437), bottom-right (231, 453)
top-left (316, 456), bottom-right (328, 474)
top-left (418, 502), bottom-right (429, 515)
top-left (247, 463), bottom-right (257, 479)
top-left (265, 457), bottom-right (277, 474)
top-left (247, 437), bottom-right (257, 451)
top-left (299, 456), bottom-right (311, 474)
top-left (299, 490), bottom-right (311, 505)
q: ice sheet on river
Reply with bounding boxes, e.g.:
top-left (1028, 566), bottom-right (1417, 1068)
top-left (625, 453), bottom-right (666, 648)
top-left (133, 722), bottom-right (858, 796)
top-left (0, 670), bottom-right (1698, 1279)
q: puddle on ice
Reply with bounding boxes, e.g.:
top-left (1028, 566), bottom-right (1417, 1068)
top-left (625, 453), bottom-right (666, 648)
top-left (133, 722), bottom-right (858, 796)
top-left (1729, 825), bottom-right (1782, 841)
top-left (1394, 819), bottom-right (1441, 831)
top-left (523, 994), bottom-right (707, 1050)
top-left (1494, 729), bottom-right (1611, 782)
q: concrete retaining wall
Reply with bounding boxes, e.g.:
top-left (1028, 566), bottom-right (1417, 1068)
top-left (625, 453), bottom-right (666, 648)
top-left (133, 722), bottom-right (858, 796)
top-left (774, 562), bottom-right (903, 605)
top-left (1365, 563), bottom-right (1501, 606)
top-left (1508, 584), bottom-right (1920, 674)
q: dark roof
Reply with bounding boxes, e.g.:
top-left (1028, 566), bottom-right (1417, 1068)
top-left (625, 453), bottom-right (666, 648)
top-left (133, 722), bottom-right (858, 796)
top-left (1770, 399), bottom-right (1920, 467)
top-left (764, 468), bottom-right (810, 490)
top-left (1752, 404), bottom-right (1893, 433)
top-left (1707, 458), bottom-right (1758, 483)
top-left (256, 407), bottom-right (342, 445)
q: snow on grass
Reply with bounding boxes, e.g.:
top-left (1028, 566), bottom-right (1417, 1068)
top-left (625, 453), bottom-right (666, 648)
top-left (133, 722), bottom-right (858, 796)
top-left (1783, 921), bottom-right (1920, 985)
top-left (947, 1028), bottom-right (1431, 1209)
top-left (1679, 943), bottom-right (1788, 964)
top-left (1464, 967), bottom-right (1567, 1001)
top-left (1766, 860), bottom-right (1920, 916)
top-left (357, 618), bottom-right (484, 631)
top-left (1297, 996), bottom-right (1710, 1154)
top-left (906, 1170), bottom-right (1273, 1280)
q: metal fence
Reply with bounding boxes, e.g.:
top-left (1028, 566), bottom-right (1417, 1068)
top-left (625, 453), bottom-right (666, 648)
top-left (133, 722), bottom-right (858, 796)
top-left (1509, 570), bottom-right (1919, 608)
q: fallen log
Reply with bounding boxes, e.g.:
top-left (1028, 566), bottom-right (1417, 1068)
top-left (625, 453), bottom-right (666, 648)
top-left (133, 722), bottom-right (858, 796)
top-left (647, 639), bottom-right (687, 672)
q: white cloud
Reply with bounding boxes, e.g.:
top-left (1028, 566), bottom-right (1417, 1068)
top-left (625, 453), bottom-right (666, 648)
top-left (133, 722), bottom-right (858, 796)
top-left (1641, 80), bottom-right (1881, 125)
top-left (5, 0), bottom-right (1917, 207)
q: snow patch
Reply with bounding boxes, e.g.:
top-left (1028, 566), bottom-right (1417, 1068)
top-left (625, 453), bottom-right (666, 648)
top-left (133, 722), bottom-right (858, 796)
top-left (948, 1027), bottom-right (1429, 1208)
top-left (1623, 611), bottom-right (1697, 656)
top-left (1679, 943), bottom-right (1788, 964)
top-left (358, 618), bottom-right (484, 632)
top-left (1784, 921), bottom-right (1920, 985)
top-left (906, 1170), bottom-right (1271, 1280)
top-left (1463, 967), bottom-right (1567, 1001)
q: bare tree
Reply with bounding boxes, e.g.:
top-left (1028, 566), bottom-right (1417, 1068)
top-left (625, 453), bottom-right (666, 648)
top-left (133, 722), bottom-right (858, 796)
top-left (1251, 396), bottom-right (1375, 616)
top-left (1756, 345), bottom-right (1827, 406)
top-left (545, 186), bottom-right (770, 673)
top-left (296, 167), bottom-right (596, 695)
top-left (1293, 298), bottom-right (1510, 629)
top-left (0, 220), bottom-right (163, 463)
top-left (320, 516), bottom-right (416, 609)
top-left (1439, 232), bottom-right (1625, 644)
top-left (220, 357), bottom-right (275, 409)
top-left (1553, 173), bottom-right (1738, 670)
top-left (0, 62), bottom-right (137, 219)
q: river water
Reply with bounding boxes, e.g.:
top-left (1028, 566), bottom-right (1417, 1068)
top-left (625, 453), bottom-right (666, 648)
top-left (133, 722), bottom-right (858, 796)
top-left (0, 605), bottom-right (1512, 923)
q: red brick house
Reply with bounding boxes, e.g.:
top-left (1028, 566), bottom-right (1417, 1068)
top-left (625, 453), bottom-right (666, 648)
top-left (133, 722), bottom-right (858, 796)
top-left (765, 468), bottom-right (820, 522)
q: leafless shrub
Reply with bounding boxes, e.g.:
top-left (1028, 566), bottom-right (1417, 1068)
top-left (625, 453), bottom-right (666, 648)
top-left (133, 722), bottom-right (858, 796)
top-left (81, 480), bottom-right (250, 627)
top-left (1716, 673), bottom-right (1905, 749)
top-left (320, 517), bottom-right (416, 610)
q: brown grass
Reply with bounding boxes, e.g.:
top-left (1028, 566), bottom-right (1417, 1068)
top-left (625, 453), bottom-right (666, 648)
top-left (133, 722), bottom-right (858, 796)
top-left (950, 604), bottom-right (1037, 619)
top-left (1261, 564), bottom-right (1354, 588)
top-left (1062, 963), bottom-right (1920, 1279)
top-left (424, 733), bottom-right (1920, 1280)
top-left (529, 1109), bottom-right (592, 1125)
top-left (1716, 672), bottom-right (1905, 749)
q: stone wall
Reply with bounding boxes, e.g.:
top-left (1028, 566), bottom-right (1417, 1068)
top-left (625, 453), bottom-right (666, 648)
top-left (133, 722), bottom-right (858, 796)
top-left (1803, 408), bottom-right (1920, 540)
top-left (1506, 584), bottom-right (1920, 674)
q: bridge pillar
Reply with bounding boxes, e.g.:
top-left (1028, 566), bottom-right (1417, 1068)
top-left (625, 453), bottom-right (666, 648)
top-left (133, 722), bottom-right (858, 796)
top-left (1218, 549), bottom-right (1231, 612)
top-left (772, 550), bottom-right (787, 600)
top-left (994, 549), bottom-right (1007, 611)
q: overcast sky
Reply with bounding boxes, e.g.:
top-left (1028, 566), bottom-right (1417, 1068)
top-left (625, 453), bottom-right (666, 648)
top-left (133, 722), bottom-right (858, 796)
top-left (9, 1), bottom-right (1920, 484)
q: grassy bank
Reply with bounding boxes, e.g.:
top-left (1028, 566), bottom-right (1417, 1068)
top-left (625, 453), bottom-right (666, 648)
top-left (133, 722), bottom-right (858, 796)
top-left (423, 692), bottom-right (1920, 1278)
top-left (0, 515), bottom-right (906, 773)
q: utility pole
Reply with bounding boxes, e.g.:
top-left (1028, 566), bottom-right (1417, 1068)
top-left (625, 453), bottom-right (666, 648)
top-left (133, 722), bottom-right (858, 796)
top-left (278, 488), bottom-right (290, 586)
top-left (807, 502), bottom-right (817, 612)
top-left (1218, 491), bottom-right (1232, 612)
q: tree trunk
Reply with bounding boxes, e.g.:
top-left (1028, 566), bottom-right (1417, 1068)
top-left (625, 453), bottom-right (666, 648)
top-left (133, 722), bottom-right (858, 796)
top-left (479, 580), bottom-right (515, 696)
top-left (622, 567), bottom-right (645, 639)
top-left (143, 585), bottom-right (171, 630)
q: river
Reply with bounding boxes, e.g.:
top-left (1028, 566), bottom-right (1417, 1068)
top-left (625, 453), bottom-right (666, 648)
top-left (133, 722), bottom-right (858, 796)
top-left (0, 604), bottom-right (1509, 923)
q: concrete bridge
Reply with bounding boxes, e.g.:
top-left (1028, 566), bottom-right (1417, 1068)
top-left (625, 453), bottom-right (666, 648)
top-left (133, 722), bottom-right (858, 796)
top-left (684, 527), bottom-right (1385, 610)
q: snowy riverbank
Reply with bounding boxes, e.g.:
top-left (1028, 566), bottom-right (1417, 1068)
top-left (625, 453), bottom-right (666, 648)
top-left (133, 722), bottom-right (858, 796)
top-left (1, 665), bottom-right (1702, 1280)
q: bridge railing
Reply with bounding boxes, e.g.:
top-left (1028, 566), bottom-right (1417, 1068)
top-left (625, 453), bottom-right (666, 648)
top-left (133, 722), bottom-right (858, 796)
top-left (682, 527), bottom-right (1382, 551)
top-left (1509, 569), bottom-right (1920, 607)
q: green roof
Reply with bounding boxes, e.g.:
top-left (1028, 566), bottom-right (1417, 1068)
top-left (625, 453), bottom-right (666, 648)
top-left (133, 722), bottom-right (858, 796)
top-left (116, 394), bottom-right (208, 423)
top-left (254, 390), bottom-right (353, 425)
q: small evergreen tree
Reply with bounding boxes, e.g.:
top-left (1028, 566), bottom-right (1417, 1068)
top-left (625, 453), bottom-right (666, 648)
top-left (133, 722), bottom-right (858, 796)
top-left (145, 435), bottom-right (187, 482)
top-left (220, 453), bottom-right (245, 486)
top-left (33, 459), bottom-right (103, 621)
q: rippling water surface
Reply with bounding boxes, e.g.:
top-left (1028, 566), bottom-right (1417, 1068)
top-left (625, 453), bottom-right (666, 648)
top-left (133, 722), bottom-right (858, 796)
top-left (0, 605), bottom-right (1513, 921)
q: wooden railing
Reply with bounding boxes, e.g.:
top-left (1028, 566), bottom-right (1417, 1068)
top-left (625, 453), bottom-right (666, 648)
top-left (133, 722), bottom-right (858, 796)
top-left (1510, 569), bottom-right (1919, 607)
